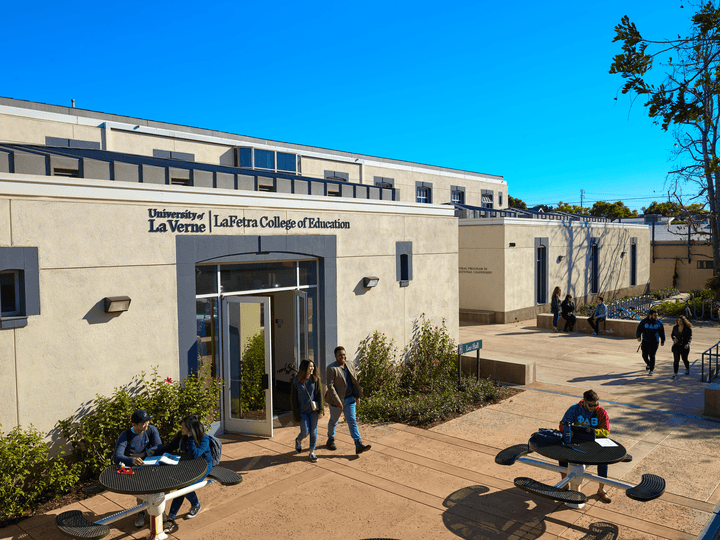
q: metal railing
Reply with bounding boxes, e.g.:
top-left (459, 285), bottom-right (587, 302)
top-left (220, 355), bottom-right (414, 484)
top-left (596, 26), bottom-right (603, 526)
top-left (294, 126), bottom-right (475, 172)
top-left (685, 297), bottom-right (720, 321)
top-left (701, 340), bottom-right (720, 382)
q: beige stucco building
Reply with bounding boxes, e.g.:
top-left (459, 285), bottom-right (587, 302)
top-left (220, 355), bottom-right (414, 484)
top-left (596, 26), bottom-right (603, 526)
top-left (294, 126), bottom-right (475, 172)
top-left (0, 97), bottom-right (505, 437)
top-left (459, 216), bottom-right (651, 322)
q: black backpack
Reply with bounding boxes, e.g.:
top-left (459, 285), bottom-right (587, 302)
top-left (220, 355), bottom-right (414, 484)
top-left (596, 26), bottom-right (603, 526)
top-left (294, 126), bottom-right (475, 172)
top-left (208, 435), bottom-right (222, 466)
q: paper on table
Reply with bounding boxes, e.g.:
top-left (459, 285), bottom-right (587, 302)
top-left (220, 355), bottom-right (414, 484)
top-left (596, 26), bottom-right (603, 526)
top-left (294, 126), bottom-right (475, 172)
top-left (595, 438), bottom-right (618, 447)
top-left (143, 453), bottom-right (181, 466)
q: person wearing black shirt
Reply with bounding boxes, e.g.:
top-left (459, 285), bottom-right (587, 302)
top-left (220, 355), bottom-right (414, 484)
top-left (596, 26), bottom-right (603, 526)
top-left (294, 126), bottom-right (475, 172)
top-left (561, 294), bottom-right (576, 332)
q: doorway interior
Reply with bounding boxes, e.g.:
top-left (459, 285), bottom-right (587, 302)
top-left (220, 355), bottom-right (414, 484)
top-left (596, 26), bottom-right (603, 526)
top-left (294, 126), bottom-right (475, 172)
top-left (195, 259), bottom-right (319, 436)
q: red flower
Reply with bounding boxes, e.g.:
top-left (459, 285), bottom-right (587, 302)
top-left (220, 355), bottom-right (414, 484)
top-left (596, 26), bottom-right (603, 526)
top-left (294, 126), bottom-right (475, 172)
top-left (166, 377), bottom-right (172, 383)
top-left (423, 386), bottom-right (427, 391)
top-left (434, 361), bottom-right (438, 365)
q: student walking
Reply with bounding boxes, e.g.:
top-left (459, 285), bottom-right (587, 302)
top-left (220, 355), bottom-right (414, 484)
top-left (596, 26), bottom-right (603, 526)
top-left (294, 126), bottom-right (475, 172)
top-left (671, 316), bottom-right (692, 379)
top-left (636, 309), bottom-right (665, 375)
top-left (561, 294), bottom-right (576, 332)
top-left (291, 360), bottom-right (324, 463)
top-left (551, 287), bottom-right (562, 332)
top-left (160, 415), bottom-right (213, 534)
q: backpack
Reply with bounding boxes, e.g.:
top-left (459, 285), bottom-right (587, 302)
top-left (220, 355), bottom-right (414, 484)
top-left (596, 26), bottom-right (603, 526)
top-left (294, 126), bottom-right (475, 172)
top-left (208, 435), bottom-right (222, 466)
top-left (532, 428), bottom-right (562, 444)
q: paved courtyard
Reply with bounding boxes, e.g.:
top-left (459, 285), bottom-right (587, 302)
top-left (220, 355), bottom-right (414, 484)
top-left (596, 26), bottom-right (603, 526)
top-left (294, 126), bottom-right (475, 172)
top-left (4, 319), bottom-right (720, 540)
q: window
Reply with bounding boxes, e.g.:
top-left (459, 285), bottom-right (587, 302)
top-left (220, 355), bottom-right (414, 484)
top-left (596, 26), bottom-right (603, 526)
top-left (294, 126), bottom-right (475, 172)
top-left (698, 260), bottom-right (715, 269)
top-left (499, 192), bottom-right (503, 207)
top-left (277, 152), bottom-right (296, 172)
top-left (254, 149), bottom-right (275, 170)
top-left (396, 242), bottom-right (413, 287)
top-left (630, 239), bottom-right (637, 286)
top-left (590, 241), bottom-right (599, 294)
top-left (0, 271), bottom-right (20, 316)
top-left (481, 190), bottom-right (494, 209)
top-left (374, 176), bottom-right (394, 188)
top-left (324, 171), bottom-right (349, 181)
top-left (0, 247), bottom-right (40, 328)
top-left (535, 239), bottom-right (548, 304)
top-left (416, 181), bottom-right (433, 204)
top-left (451, 190), bottom-right (465, 204)
top-left (238, 147), bottom-right (252, 168)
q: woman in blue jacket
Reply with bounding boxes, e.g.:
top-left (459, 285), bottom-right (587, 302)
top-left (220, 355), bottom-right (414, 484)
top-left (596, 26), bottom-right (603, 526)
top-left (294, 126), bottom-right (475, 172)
top-left (161, 415), bottom-right (212, 533)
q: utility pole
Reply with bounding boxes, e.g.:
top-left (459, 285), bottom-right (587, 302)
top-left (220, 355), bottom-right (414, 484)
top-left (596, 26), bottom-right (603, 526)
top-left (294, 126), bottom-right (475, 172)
top-left (580, 189), bottom-right (585, 209)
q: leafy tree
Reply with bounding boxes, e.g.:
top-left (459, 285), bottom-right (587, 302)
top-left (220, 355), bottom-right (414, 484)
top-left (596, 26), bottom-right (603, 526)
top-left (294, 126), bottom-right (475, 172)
top-left (644, 201), bottom-right (682, 215)
top-left (588, 200), bottom-right (638, 219)
top-left (555, 201), bottom-right (589, 215)
top-left (507, 195), bottom-right (527, 210)
top-left (610, 2), bottom-right (720, 277)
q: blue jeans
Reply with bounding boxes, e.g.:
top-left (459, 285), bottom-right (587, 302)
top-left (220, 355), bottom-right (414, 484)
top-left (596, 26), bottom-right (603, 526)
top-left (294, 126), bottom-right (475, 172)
top-left (298, 410), bottom-right (318, 450)
top-left (328, 396), bottom-right (361, 446)
top-left (168, 468), bottom-right (210, 517)
top-left (552, 312), bottom-right (560, 327)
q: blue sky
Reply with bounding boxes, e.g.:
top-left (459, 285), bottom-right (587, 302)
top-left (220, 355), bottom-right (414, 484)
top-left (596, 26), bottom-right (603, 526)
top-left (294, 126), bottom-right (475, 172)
top-left (1, 1), bottom-right (693, 211)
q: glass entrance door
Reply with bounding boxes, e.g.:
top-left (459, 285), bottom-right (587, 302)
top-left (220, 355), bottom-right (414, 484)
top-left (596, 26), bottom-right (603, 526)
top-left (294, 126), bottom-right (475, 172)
top-left (222, 296), bottom-right (273, 436)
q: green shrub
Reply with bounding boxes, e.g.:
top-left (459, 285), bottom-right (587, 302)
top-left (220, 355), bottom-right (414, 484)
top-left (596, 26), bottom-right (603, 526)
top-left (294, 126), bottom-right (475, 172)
top-left (655, 300), bottom-right (688, 318)
top-left (60, 364), bottom-right (222, 477)
top-left (400, 315), bottom-right (456, 392)
top-left (0, 424), bottom-right (81, 522)
top-left (356, 377), bottom-right (509, 427)
top-left (357, 331), bottom-right (399, 397)
top-left (689, 287), bottom-right (714, 300)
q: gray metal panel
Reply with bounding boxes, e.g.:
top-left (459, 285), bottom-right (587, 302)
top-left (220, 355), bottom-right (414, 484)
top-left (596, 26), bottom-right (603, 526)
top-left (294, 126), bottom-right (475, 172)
top-left (50, 155), bottom-right (80, 174)
top-left (381, 188), bottom-right (393, 201)
top-left (45, 136), bottom-right (69, 147)
top-left (237, 174), bottom-right (255, 191)
top-left (193, 170), bottom-right (213, 188)
top-left (83, 158), bottom-right (111, 180)
top-left (153, 149), bottom-right (172, 159)
top-left (142, 164), bottom-right (166, 184)
top-left (0, 151), bottom-right (10, 173)
top-left (368, 186), bottom-right (380, 200)
top-left (310, 182), bottom-right (324, 196)
top-left (14, 152), bottom-right (47, 175)
top-left (216, 172), bottom-right (235, 190)
top-left (276, 178), bottom-right (292, 193)
top-left (113, 161), bottom-right (140, 183)
top-left (355, 185), bottom-right (368, 199)
top-left (293, 179), bottom-right (308, 195)
top-left (175, 235), bottom-right (337, 378)
top-left (340, 184), bottom-right (353, 198)
top-left (69, 139), bottom-right (101, 150)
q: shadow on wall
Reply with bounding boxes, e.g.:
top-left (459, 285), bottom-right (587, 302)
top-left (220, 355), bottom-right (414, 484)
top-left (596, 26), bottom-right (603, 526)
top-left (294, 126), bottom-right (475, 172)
top-left (83, 299), bottom-right (123, 325)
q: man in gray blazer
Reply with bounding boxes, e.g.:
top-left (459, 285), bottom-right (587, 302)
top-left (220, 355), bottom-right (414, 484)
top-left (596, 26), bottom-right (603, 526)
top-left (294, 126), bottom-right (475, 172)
top-left (325, 346), bottom-right (371, 454)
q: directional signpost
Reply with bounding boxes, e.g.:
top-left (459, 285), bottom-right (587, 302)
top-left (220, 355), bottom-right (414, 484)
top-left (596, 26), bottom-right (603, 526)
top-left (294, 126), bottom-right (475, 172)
top-left (458, 339), bottom-right (482, 382)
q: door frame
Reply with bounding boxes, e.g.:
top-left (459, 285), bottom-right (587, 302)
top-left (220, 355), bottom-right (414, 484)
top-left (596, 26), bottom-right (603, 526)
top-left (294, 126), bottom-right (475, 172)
top-left (222, 295), bottom-right (273, 437)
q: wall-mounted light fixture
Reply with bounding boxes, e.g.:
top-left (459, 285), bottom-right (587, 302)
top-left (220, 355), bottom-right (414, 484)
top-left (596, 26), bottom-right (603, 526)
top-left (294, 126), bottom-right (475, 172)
top-left (620, 251), bottom-right (627, 258)
top-left (363, 276), bottom-right (380, 289)
top-left (104, 296), bottom-right (132, 313)
top-left (509, 243), bottom-right (516, 247)
top-left (557, 256), bottom-right (565, 262)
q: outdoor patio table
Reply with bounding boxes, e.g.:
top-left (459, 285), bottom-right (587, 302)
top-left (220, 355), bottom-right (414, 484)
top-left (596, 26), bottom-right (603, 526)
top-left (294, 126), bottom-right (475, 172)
top-left (495, 435), bottom-right (665, 508)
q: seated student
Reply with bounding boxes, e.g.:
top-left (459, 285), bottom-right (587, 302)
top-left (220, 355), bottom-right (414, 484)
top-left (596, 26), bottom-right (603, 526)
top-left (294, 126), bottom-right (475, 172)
top-left (160, 415), bottom-right (213, 534)
top-left (588, 297), bottom-right (607, 336)
top-left (558, 390), bottom-right (612, 503)
top-left (112, 409), bottom-right (162, 528)
top-left (561, 294), bottom-right (576, 332)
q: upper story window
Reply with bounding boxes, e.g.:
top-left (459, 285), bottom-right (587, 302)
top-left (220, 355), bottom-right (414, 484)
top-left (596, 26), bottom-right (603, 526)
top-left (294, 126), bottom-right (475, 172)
top-left (374, 176), bottom-right (394, 189)
top-left (416, 181), bottom-right (433, 204)
top-left (481, 190), bottom-right (494, 209)
top-left (236, 147), bottom-right (297, 173)
top-left (0, 271), bottom-right (20, 316)
top-left (451, 185), bottom-right (465, 205)
top-left (499, 192), bottom-right (503, 207)
top-left (324, 171), bottom-right (349, 181)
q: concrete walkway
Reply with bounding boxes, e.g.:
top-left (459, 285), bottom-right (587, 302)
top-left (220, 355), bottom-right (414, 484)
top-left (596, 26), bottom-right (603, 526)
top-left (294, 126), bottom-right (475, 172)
top-left (4, 320), bottom-right (720, 540)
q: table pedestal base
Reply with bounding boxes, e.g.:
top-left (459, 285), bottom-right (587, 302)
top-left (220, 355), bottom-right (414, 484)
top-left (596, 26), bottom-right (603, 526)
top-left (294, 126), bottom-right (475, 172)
top-left (146, 494), bottom-right (168, 540)
top-left (564, 463), bottom-right (586, 509)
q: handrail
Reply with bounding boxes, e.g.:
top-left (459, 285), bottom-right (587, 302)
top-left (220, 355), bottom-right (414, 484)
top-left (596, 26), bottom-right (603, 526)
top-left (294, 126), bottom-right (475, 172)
top-left (701, 340), bottom-right (720, 382)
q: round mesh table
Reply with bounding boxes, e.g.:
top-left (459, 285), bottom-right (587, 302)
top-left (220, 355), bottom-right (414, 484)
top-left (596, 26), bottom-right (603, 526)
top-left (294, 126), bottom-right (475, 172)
top-left (528, 436), bottom-right (626, 465)
top-left (99, 457), bottom-right (208, 495)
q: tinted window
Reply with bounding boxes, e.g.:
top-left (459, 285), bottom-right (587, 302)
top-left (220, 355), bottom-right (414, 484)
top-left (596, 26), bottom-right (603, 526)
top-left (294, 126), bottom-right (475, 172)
top-left (196, 265), bottom-right (218, 295)
top-left (277, 152), bottom-right (296, 172)
top-left (254, 149), bottom-right (275, 169)
top-left (239, 148), bottom-right (252, 168)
